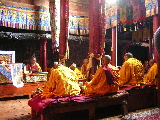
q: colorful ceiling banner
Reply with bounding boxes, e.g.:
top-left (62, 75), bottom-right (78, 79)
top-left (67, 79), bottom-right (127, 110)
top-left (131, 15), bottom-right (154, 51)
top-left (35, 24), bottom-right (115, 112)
top-left (105, 0), bottom-right (118, 29)
top-left (69, 15), bottom-right (89, 35)
top-left (145, 0), bottom-right (158, 17)
top-left (0, 4), bottom-right (51, 31)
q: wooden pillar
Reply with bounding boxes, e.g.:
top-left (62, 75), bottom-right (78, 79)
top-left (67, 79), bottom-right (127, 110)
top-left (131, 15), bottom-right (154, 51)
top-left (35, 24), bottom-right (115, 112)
top-left (89, 0), bottom-right (105, 74)
top-left (111, 27), bottom-right (117, 66)
top-left (43, 38), bottom-right (47, 72)
top-left (40, 40), bottom-right (43, 69)
top-left (153, 15), bottom-right (159, 62)
top-left (157, 0), bottom-right (160, 108)
top-left (99, 0), bottom-right (106, 56)
top-left (89, 0), bottom-right (100, 57)
top-left (149, 21), bottom-right (153, 59)
top-left (59, 0), bottom-right (69, 60)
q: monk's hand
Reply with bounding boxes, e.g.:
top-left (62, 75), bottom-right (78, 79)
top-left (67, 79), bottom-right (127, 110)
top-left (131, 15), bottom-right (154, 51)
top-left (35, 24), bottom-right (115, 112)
top-left (86, 68), bottom-right (90, 71)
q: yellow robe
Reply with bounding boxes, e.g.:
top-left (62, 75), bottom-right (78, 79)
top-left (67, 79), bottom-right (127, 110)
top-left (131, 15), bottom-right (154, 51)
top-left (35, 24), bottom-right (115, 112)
top-left (36, 63), bottom-right (42, 72)
top-left (42, 65), bottom-right (81, 98)
top-left (108, 64), bottom-right (119, 81)
top-left (143, 63), bottom-right (158, 86)
top-left (74, 68), bottom-right (83, 79)
top-left (118, 58), bottom-right (144, 86)
top-left (82, 66), bottom-right (118, 95)
top-left (81, 64), bottom-right (89, 78)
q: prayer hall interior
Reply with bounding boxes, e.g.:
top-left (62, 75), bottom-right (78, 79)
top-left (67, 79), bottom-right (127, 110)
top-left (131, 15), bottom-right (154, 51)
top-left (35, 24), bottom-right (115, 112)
top-left (0, 0), bottom-right (160, 120)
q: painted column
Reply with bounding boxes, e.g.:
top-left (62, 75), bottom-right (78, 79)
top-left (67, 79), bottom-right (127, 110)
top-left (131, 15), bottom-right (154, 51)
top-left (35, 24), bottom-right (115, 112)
top-left (99, 0), bottom-right (106, 56)
top-left (111, 27), bottom-right (117, 66)
top-left (59, 0), bottom-right (69, 60)
top-left (89, 0), bottom-right (100, 57)
top-left (43, 38), bottom-right (47, 72)
top-left (89, 0), bottom-right (105, 74)
top-left (40, 40), bottom-right (43, 69)
top-left (157, 0), bottom-right (160, 108)
top-left (149, 21), bottom-right (153, 60)
top-left (153, 15), bottom-right (159, 62)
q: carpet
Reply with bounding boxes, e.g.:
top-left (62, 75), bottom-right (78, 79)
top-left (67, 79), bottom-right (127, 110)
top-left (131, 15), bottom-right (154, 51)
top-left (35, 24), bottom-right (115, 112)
top-left (122, 108), bottom-right (160, 120)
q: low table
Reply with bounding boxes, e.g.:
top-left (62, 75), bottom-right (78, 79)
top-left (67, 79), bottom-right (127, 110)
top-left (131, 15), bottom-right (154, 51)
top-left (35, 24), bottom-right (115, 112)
top-left (0, 82), bottom-right (44, 98)
top-left (24, 72), bottom-right (48, 82)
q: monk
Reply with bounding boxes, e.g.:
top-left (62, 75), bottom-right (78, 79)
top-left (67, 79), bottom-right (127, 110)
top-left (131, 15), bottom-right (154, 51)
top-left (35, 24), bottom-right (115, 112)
top-left (118, 53), bottom-right (144, 87)
top-left (82, 55), bottom-right (118, 95)
top-left (26, 57), bottom-right (42, 73)
top-left (48, 62), bottom-right (59, 78)
top-left (143, 59), bottom-right (158, 86)
top-left (70, 63), bottom-right (83, 79)
top-left (42, 64), bottom-right (81, 98)
top-left (81, 59), bottom-right (90, 78)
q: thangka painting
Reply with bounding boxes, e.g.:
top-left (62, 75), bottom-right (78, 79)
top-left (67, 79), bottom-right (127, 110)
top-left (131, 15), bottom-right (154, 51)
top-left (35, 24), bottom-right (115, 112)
top-left (105, 0), bottom-right (146, 28)
top-left (0, 4), bottom-right (51, 31)
top-left (0, 51), bottom-right (15, 64)
top-left (69, 15), bottom-right (89, 35)
top-left (105, 0), bottom-right (118, 29)
top-left (145, 0), bottom-right (158, 17)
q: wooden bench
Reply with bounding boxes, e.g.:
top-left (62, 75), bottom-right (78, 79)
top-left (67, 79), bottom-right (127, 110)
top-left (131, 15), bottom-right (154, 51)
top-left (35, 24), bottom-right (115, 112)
top-left (120, 84), bottom-right (157, 111)
top-left (31, 91), bottom-right (129, 120)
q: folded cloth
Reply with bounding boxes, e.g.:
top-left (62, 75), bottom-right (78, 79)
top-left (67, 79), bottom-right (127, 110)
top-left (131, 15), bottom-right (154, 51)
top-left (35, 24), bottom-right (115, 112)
top-left (28, 94), bottom-right (56, 114)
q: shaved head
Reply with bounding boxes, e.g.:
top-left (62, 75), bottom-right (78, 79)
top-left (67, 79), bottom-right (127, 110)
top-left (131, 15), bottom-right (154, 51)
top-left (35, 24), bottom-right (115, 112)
top-left (102, 55), bottom-right (111, 65)
top-left (103, 55), bottom-right (111, 61)
top-left (124, 52), bottom-right (133, 61)
top-left (149, 59), bottom-right (156, 67)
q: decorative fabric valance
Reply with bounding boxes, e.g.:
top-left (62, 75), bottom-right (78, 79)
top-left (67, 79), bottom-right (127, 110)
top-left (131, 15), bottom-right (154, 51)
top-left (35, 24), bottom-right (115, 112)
top-left (69, 15), bottom-right (89, 35)
top-left (0, 4), bottom-right (51, 31)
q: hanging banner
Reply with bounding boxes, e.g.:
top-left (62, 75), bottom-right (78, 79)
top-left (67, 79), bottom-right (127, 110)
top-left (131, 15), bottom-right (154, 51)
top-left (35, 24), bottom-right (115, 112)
top-left (131, 0), bottom-right (146, 22)
top-left (69, 15), bottom-right (89, 35)
top-left (145, 0), bottom-right (158, 17)
top-left (49, 0), bottom-right (60, 52)
top-left (0, 4), bottom-right (51, 31)
top-left (105, 0), bottom-right (147, 29)
top-left (105, 0), bottom-right (118, 29)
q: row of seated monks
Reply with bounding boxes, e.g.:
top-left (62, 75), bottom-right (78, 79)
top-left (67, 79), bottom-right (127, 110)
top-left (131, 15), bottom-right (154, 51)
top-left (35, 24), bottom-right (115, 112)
top-left (32, 52), bottom-right (158, 98)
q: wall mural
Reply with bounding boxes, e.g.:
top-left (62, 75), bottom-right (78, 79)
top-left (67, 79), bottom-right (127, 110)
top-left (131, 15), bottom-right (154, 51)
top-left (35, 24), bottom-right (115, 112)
top-left (0, 4), bottom-right (51, 31)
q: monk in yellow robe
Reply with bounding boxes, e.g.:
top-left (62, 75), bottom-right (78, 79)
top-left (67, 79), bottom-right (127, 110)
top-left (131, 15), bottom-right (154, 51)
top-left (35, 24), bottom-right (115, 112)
top-left (118, 53), bottom-right (144, 87)
top-left (70, 63), bottom-right (83, 79)
top-left (42, 65), bottom-right (81, 98)
top-left (82, 55), bottom-right (118, 95)
top-left (143, 59), bottom-right (158, 86)
top-left (81, 59), bottom-right (90, 78)
top-left (48, 62), bottom-right (59, 79)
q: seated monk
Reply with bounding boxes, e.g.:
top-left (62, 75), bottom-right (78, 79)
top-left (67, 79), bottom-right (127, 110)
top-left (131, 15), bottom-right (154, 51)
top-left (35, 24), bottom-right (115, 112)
top-left (26, 57), bottom-right (42, 73)
top-left (42, 64), bottom-right (81, 98)
top-left (82, 55), bottom-right (118, 95)
top-left (70, 63), bottom-right (83, 79)
top-left (81, 59), bottom-right (90, 78)
top-left (143, 59), bottom-right (158, 86)
top-left (48, 62), bottom-right (59, 78)
top-left (118, 53), bottom-right (144, 87)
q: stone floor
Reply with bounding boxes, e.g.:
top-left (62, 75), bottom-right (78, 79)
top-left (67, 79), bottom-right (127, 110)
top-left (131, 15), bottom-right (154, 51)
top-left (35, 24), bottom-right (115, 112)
top-left (0, 96), bottom-right (159, 120)
top-left (0, 96), bottom-right (31, 120)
